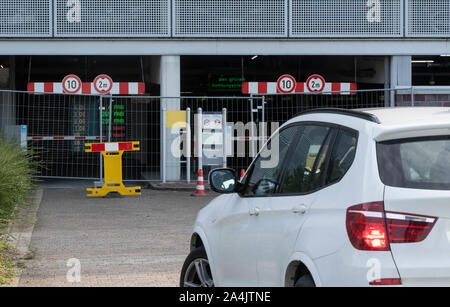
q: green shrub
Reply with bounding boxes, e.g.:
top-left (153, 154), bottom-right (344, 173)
top-left (0, 138), bottom-right (37, 223)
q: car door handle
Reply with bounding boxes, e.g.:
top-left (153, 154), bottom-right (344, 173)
top-left (292, 204), bottom-right (307, 214)
top-left (249, 207), bottom-right (260, 216)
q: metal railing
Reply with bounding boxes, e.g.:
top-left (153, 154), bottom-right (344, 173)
top-left (0, 87), bottom-right (441, 182)
top-left (1, 1), bottom-right (450, 38)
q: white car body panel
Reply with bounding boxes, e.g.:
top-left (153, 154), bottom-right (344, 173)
top-left (256, 192), bottom-right (319, 286)
top-left (186, 107), bottom-right (450, 287)
top-left (313, 248), bottom-right (400, 286)
top-left (384, 187), bottom-right (450, 286)
top-left (285, 252), bottom-right (323, 287)
top-left (214, 194), bottom-right (261, 286)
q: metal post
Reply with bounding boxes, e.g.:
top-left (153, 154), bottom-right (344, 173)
top-left (222, 108), bottom-right (227, 168)
top-left (108, 95), bottom-right (112, 142)
top-left (186, 107), bottom-right (191, 183)
top-left (99, 95), bottom-right (103, 183)
top-left (390, 56), bottom-right (396, 107)
top-left (411, 87), bottom-right (415, 107)
top-left (384, 56), bottom-right (390, 108)
top-left (197, 108), bottom-right (203, 172)
top-left (390, 89), bottom-right (396, 108)
top-left (249, 95), bottom-right (255, 157)
top-left (261, 96), bottom-right (265, 146)
top-left (162, 108), bottom-right (167, 183)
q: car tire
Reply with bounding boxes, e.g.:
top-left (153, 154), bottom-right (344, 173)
top-left (180, 246), bottom-right (214, 287)
top-left (294, 274), bottom-right (316, 287)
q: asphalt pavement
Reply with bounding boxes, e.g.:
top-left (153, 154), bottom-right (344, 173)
top-left (19, 185), bottom-right (216, 287)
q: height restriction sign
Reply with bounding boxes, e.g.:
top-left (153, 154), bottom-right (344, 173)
top-left (94, 74), bottom-right (113, 94)
top-left (62, 74), bottom-right (82, 94)
top-left (277, 74), bottom-right (296, 93)
top-left (306, 74), bottom-right (326, 92)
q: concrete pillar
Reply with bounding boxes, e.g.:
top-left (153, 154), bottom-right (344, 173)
top-left (152, 55), bottom-right (181, 181)
top-left (390, 56), bottom-right (412, 107)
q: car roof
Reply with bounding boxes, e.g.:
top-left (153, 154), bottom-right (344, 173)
top-left (292, 107), bottom-right (450, 141)
top-left (359, 107), bottom-right (450, 127)
top-left (297, 107), bottom-right (450, 127)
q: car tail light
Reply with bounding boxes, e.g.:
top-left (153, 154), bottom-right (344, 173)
top-left (346, 202), bottom-right (389, 251)
top-left (346, 202), bottom-right (437, 251)
top-left (386, 212), bottom-right (437, 243)
top-left (369, 278), bottom-right (402, 286)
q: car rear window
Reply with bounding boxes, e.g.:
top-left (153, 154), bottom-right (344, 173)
top-left (377, 136), bottom-right (450, 190)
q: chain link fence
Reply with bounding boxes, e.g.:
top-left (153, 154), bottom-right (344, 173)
top-left (0, 87), bottom-right (432, 183)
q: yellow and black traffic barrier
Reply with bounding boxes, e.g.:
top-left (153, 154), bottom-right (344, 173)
top-left (85, 141), bottom-right (141, 197)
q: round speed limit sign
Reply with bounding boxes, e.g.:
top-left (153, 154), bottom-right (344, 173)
top-left (277, 74), bottom-right (297, 94)
top-left (306, 75), bottom-right (326, 93)
top-left (62, 75), bottom-right (82, 94)
top-left (94, 74), bottom-right (113, 94)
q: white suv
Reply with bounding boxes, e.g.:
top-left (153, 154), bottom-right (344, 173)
top-left (180, 107), bottom-right (450, 287)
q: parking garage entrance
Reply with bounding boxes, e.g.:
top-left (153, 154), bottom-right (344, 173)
top-left (0, 55), bottom-right (391, 181)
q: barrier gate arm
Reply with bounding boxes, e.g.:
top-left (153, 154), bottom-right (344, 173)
top-left (85, 141), bottom-right (141, 197)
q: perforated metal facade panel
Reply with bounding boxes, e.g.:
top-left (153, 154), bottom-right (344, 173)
top-left (3, 0), bottom-right (450, 40)
top-left (406, 0), bottom-right (450, 37)
top-left (0, 0), bottom-right (52, 37)
top-left (173, 0), bottom-right (288, 37)
top-left (290, 0), bottom-right (403, 37)
top-left (55, 0), bottom-right (170, 37)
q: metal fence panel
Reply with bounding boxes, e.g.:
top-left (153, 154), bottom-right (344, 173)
top-left (0, 0), bottom-right (52, 37)
top-left (406, 0), bottom-right (450, 37)
top-left (173, 0), bottom-right (288, 37)
top-left (0, 89), bottom-right (419, 182)
top-left (290, 0), bottom-right (403, 38)
top-left (107, 96), bottom-right (258, 181)
top-left (0, 90), bottom-right (102, 179)
top-left (260, 89), bottom-right (390, 125)
top-left (396, 87), bottom-right (450, 106)
top-left (54, 0), bottom-right (170, 37)
top-left (104, 96), bottom-right (161, 181)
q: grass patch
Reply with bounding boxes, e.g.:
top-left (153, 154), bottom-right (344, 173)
top-left (0, 236), bottom-right (17, 285)
top-left (0, 138), bottom-right (39, 285)
top-left (0, 138), bottom-right (38, 223)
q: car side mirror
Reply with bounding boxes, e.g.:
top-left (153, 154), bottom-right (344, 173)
top-left (209, 168), bottom-right (241, 194)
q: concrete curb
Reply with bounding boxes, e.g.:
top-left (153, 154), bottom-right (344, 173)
top-left (4, 189), bottom-right (43, 287)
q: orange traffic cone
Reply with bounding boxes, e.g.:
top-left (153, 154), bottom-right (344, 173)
top-left (239, 169), bottom-right (245, 182)
top-left (191, 169), bottom-right (206, 197)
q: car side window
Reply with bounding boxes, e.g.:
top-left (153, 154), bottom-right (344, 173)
top-left (242, 126), bottom-right (302, 197)
top-left (279, 125), bottom-right (333, 194)
top-left (326, 129), bottom-right (358, 184)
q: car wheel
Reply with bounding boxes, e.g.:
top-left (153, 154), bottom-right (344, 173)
top-left (180, 246), bottom-right (214, 287)
top-left (294, 274), bottom-right (315, 287)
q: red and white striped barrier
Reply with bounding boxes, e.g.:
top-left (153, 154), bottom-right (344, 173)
top-left (89, 142), bottom-right (135, 152)
top-left (27, 136), bottom-right (106, 141)
top-left (242, 82), bottom-right (357, 95)
top-left (27, 82), bottom-right (145, 95)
